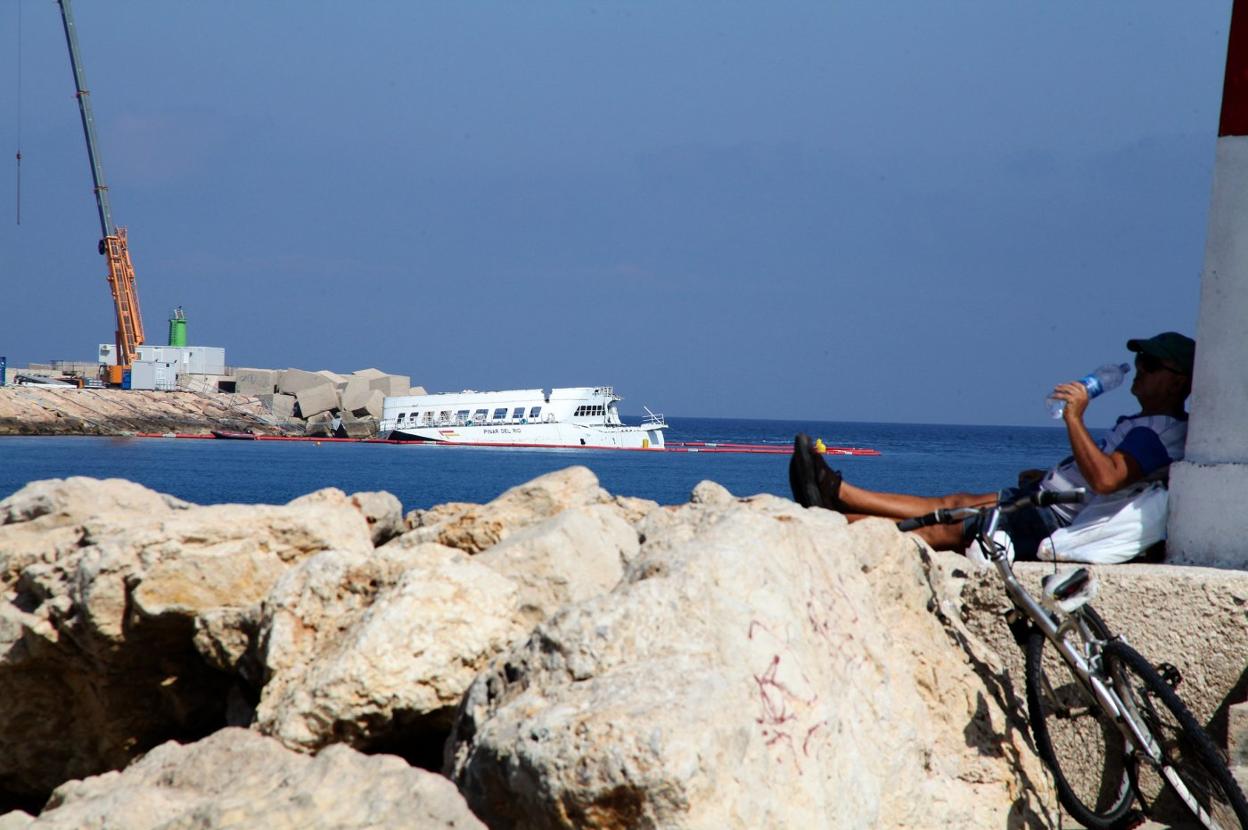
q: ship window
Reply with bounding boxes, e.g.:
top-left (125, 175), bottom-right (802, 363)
top-left (456, 410), bottom-right (470, 421)
top-left (529, 406), bottom-right (541, 419)
top-left (493, 407), bottom-right (507, 420)
top-left (512, 407), bottom-right (525, 419)
top-left (397, 412), bottom-right (406, 422)
top-left (473, 409), bottom-right (488, 420)
top-left (423, 412), bottom-right (434, 424)
top-left (439, 410), bottom-right (451, 422)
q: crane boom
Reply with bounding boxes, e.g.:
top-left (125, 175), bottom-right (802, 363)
top-left (56, 0), bottom-right (145, 383)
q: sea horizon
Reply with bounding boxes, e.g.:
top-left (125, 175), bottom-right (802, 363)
top-left (0, 417), bottom-right (1084, 514)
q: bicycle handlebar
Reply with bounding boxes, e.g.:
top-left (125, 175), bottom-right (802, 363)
top-left (895, 488), bottom-right (1086, 532)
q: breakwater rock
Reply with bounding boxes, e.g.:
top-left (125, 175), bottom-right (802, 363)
top-left (0, 388), bottom-right (296, 437)
top-left (0, 469), bottom-right (1083, 827)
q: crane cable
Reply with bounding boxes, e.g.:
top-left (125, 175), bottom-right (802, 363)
top-left (15, 0), bottom-right (22, 225)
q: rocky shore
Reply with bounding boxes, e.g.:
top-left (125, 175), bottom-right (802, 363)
top-left (1, 468), bottom-right (1245, 828)
top-left (0, 388), bottom-right (298, 437)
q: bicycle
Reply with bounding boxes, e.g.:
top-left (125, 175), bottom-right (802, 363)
top-left (897, 489), bottom-right (1248, 829)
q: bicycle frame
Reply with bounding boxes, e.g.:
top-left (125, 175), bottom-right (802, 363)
top-left (975, 509), bottom-right (1169, 768)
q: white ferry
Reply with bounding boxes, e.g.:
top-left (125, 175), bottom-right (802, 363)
top-left (380, 386), bottom-right (667, 449)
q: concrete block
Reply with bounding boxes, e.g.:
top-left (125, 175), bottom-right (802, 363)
top-left (408, 385), bottom-right (428, 396)
top-left (355, 389), bottom-right (385, 419)
top-left (336, 414), bottom-right (378, 439)
top-left (235, 368), bottom-right (279, 396)
top-left (278, 369), bottom-right (331, 395)
top-left (304, 411), bottom-right (334, 437)
top-left (316, 370), bottom-right (347, 385)
top-left (258, 393), bottom-right (297, 420)
top-left (368, 373), bottom-right (411, 398)
top-left (340, 376), bottom-right (372, 413)
top-left (352, 367), bottom-right (387, 379)
top-left (295, 383), bottom-right (339, 418)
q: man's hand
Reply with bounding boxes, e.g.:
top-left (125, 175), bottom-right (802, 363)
top-left (1052, 381), bottom-right (1091, 423)
top-left (1054, 380), bottom-right (1142, 494)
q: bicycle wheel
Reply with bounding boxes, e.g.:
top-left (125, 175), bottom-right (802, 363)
top-left (1026, 606), bottom-right (1136, 828)
top-left (1104, 639), bottom-right (1248, 829)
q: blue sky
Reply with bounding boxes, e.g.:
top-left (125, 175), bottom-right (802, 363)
top-left (0, 1), bottom-right (1231, 425)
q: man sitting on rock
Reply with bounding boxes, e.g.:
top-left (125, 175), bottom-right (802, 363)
top-left (789, 332), bottom-right (1195, 560)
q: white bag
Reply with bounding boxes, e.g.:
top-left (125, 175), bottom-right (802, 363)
top-left (1037, 482), bottom-right (1168, 565)
top-left (965, 529), bottom-right (1015, 570)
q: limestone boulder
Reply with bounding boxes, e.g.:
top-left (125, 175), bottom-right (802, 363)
top-left (0, 477), bottom-right (187, 527)
top-left (290, 488), bottom-right (403, 546)
top-left (253, 492), bottom-right (641, 759)
top-left (402, 466), bottom-right (615, 553)
top-left (0, 478), bottom-right (189, 583)
top-left (474, 505), bottom-right (638, 626)
top-left (253, 544), bottom-right (527, 757)
top-left (0, 483), bottom-right (376, 805)
top-left (447, 496), bottom-right (1056, 829)
top-left (7, 728), bottom-right (484, 829)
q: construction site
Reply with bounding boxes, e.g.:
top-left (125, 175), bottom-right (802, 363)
top-left (1, 0), bottom-right (418, 440)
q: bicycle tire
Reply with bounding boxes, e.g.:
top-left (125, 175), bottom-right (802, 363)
top-left (1025, 606), bottom-right (1136, 829)
top-left (1104, 639), bottom-right (1248, 829)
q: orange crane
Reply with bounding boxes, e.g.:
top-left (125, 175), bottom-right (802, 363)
top-left (57, 0), bottom-right (145, 386)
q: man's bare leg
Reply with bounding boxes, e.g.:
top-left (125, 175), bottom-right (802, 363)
top-left (836, 481), bottom-right (997, 552)
top-left (837, 480), bottom-right (997, 520)
top-left (789, 434), bottom-right (997, 553)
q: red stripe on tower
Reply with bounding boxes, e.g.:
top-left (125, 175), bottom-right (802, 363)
top-left (1220, 0), bottom-right (1248, 136)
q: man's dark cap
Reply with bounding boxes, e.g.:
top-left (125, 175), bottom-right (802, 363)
top-left (1127, 332), bottom-right (1195, 375)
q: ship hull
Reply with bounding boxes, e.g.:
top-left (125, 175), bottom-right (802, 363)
top-left (389, 421), bottom-right (664, 449)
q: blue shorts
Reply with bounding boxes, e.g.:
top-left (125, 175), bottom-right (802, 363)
top-left (962, 485), bottom-right (1066, 561)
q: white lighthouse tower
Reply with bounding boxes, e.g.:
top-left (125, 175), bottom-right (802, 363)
top-left (1168, 1), bottom-right (1248, 567)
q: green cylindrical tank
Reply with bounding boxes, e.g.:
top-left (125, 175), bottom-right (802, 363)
top-left (168, 307), bottom-right (187, 347)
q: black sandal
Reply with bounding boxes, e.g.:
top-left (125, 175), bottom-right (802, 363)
top-left (789, 433), bottom-right (846, 511)
top-left (789, 433), bottom-right (824, 508)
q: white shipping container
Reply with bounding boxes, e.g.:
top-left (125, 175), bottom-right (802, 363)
top-left (133, 345), bottom-right (226, 375)
top-left (183, 347), bottom-right (225, 375)
top-left (129, 360), bottom-right (179, 391)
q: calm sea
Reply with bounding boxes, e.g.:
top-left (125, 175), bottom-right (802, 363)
top-left (0, 417), bottom-right (1080, 512)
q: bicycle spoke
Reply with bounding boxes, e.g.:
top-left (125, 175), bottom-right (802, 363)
top-left (1025, 609), bottom-right (1135, 828)
top-left (1106, 640), bottom-right (1248, 829)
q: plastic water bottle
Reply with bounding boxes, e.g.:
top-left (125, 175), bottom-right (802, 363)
top-left (1046, 363), bottom-right (1131, 419)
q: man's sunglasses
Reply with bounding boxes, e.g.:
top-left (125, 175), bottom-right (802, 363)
top-left (1136, 353), bottom-right (1184, 375)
